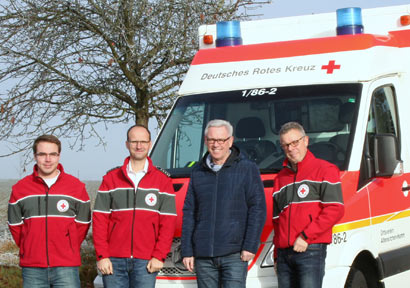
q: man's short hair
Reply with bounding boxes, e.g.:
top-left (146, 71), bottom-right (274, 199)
top-left (279, 122), bottom-right (306, 137)
top-left (33, 135), bottom-right (62, 154)
top-left (127, 124), bottom-right (151, 141)
top-left (204, 119), bottom-right (233, 137)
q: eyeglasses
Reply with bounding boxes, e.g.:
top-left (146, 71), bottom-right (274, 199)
top-left (35, 152), bottom-right (60, 158)
top-left (206, 137), bottom-right (231, 145)
top-left (281, 136), bottom-right (305, 149)
top-left (128, 140), bottom-right (150, 146)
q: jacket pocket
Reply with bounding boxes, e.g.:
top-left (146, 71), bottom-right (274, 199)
top-left (228, 221), bottom-right (244, 244)
top-left (67, 223), bottom-right (79, 253)
top-left (108, 222), bottom-right (116, 242)
top-left (20, 225), bottom-right (27, 258)
top-left (152, 223), bottom-right (158, 241)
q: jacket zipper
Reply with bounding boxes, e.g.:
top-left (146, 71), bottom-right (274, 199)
top-left (130, 186), bottom-right (136, 258)
top-left (130, 173), bottom-right (146, 258)
top-left (210, 171), bottom-right (218, 256)
top-left (40, 175), bottom-right (60, 267)
top-left (288, 171), bottom-right (297, 247)
top-left (45, 184), bottom-right (50, 266)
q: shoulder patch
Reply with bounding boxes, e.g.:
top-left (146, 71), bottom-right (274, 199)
top-left (156, 166), bottom-right (171, 177)
top-left (106, 166), bottom-right (121, 174)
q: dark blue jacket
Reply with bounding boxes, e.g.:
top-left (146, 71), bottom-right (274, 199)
top-left (181, 146), bottom-right (266, 258)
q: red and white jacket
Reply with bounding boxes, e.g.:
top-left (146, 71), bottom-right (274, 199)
top-left (92, 157), bottom-right (177, 262)
top-left (272, 150), bottom-right (344, 259)
top-left (7, 164), bottom-right (91, 267)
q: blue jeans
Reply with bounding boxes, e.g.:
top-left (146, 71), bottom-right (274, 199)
top-left (195, 252), bottom-right (248, 288)
top-left (102, 257), bottom-right (158, 288)
top-left (277, 244), bottom-right (327, 288)
top-left (22, 266), bottom-right (80, 288)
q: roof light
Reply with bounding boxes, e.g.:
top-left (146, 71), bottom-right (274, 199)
top-left (400, 15), bottom-right (410, 26)
top-left (215, 20), bottom-right (242, 47)
top-left (336, 7), bottom-right (364, 35)
top-left (203, 34), bottom-right (214, 45)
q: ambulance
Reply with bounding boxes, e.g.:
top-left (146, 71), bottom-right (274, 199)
top-left (100, 4), bottom-right (410, 288)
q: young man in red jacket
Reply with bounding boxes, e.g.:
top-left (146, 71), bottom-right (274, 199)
top-left (93, 124), bottom-right (177, 288)
top-left (7, 135), bottom-right (91, 288)
top-left (273, 122), bottom-right (344, 288)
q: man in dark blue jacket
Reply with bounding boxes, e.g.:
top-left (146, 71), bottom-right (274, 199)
top-left (181, 119), bottom-right (266, 288)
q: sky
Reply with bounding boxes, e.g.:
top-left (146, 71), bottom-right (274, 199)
top-left (259, 0), bottom-right (410, 18)
top-left (1, 0), bottom-right (409, 181)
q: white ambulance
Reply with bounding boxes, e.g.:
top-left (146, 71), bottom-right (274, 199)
top-left (99, 4), bottom-right (410, 288)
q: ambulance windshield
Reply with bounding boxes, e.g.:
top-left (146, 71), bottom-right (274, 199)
top-left (151, 83), bottom-right (361, 177)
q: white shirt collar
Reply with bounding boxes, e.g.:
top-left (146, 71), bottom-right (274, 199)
top-left (127, 159), bottom-right (148, 189)
top-left (42, 169), bottom-right (61, 188)
top-left (127, 158), bottom-right (149, 175)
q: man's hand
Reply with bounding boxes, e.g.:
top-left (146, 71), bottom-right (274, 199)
top-left (240, 250), bottom-right (255, 262)
top-left (183, 257), bottom-right (195, 272)
top-left (293, 235), bottom-right (308, 252)
top-left (147, 257), bottom-right (163, 273)
top-left (97, 258), bottom-right (113, 275)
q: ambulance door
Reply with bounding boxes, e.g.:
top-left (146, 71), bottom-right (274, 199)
top-left (358, 80), bottom-right (410, 286)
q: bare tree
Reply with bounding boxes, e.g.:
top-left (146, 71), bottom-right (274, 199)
top-left (0, 0), bottom-right (270, 159)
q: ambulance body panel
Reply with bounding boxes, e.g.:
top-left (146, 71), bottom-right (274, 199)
top-left (154, 5), bottom-right (410, 288)
top-left (181, 32), bottom-right (410, 96)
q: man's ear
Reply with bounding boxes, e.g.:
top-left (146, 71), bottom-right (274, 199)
top-left (304, 135), bottom-right (309, 146)
top-left (229, 136), bottom-right (234, 147)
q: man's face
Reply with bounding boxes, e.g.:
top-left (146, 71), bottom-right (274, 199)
top-left (34, 142), bottom-right (60, 179)
top-left (205, 126), bottom-right (233, 165)
top-left (280, 129), bottom-right (309, 166)
top-left (126, 126), bottom-right (152, 161)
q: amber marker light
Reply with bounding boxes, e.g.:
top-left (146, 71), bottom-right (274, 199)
top-left (400, 15), bottom-right (410, 26)
top-left (203, 34), bottom-right (214, 45)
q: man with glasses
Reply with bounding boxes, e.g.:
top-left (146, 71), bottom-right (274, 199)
top-left (93, 124), bottom-right (176, 288)
top-left (181, 119), bottom-right (266, 288)
top-left (8, 135), bottom-right (91, 288)
top-left (273, 122), bottom-right (344, 288)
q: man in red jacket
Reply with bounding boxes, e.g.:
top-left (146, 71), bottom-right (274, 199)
top-left (273, 122), bottom-right (344, 288)
top-left (7, 135), bottom-right (91, 288)
top-left (93, 124), bottom-right (177, 288)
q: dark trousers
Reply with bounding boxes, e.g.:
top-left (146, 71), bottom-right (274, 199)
top-left (277, 244), bottom-right (327, 288)
top-left (195, 252), bottom-right (248, 288)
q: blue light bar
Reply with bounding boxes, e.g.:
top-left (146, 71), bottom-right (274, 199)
top-left (336, 7), bottom-right (364, 35)
top-left (216, 21), bottom-right (243, 47)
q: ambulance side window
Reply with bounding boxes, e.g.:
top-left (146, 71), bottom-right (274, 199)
top-left (152, 102), bottom-right (206, 170)
top-left (359, 85), bottom-right (399, 187)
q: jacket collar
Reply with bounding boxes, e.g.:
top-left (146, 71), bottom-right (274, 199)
top-left (33, 163), bottom-right (65, 180)
top-left (283, 149), bottom-right (316, 172)
top-left (121, 156), bottom-right (154, 176)
top-left (201, 145), bottom-right (241, 171)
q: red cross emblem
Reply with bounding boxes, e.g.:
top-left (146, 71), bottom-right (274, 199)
top-left (297, 184), bottom-right (310, 198)
top-left (321, 60), bottom-right (341, 74)
top-left (145, 193), bottom-right (157, 206)
top-left (56, 200), bottom-right (69, 212)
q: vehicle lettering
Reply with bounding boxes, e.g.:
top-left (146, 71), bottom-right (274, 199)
top-left (242, 87), bottom-right (277, 97)
top-left (332, 232), bottom-right (347, 245)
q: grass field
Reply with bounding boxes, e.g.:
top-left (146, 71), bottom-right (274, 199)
top-left (0, 179), bottom-right (100, 287)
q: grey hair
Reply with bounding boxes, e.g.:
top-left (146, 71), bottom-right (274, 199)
top-left (204, 119), bottom-right (233, 137)
top-left (279, 121), bottom-right (306, 136)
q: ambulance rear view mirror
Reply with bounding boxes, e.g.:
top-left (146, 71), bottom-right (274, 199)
top-left (373, 133), bottom-right (402, 177)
